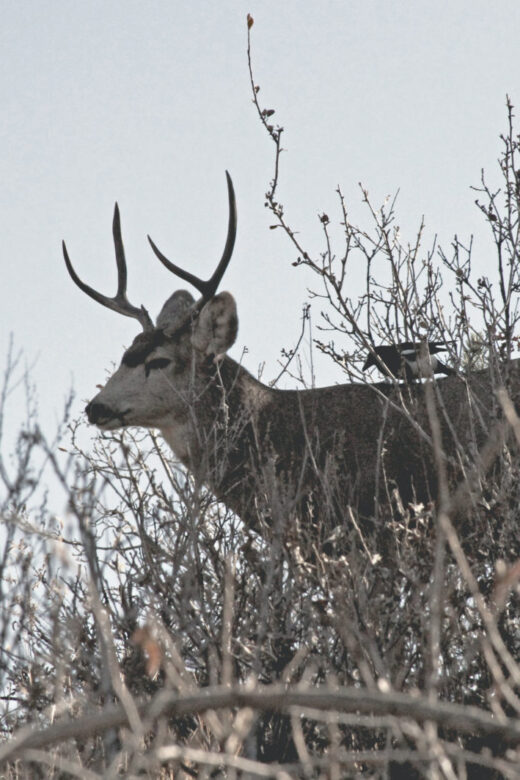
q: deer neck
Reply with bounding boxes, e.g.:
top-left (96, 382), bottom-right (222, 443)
top-left (159, 356), bottom-right (273, 470)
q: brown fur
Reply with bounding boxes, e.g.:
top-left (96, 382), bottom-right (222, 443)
top-left (161, 352), bottom-right (513, 532)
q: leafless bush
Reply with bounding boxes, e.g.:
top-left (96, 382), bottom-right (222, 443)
top-left (1, 19), bottom-right (520, 779)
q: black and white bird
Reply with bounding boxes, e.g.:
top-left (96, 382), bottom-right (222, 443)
top-left (363, 341), bottom-right (455, 380)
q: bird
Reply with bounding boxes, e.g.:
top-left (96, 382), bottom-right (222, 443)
top-left (363, 341), bottom-right (456, 380)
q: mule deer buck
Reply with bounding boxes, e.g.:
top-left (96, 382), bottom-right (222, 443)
top-left (63, 173), bottom-right (517, 542)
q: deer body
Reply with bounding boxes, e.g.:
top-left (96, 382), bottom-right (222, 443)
top-left (63, 174), bottom-right (508, 539)
top-left (85, 295), bottom-right (497, 530)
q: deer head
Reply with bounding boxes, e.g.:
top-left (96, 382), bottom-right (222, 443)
top-left (63, 173), bottom-right (239, 446)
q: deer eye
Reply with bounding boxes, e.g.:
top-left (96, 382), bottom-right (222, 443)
top-left (145, 358), bottom-right (171, 377)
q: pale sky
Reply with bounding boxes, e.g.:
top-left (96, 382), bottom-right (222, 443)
top-left (2, 1), bottom-right (519, 448)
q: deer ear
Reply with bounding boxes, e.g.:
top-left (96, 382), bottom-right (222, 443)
top-left (191, 292), bottom-right (238, 357)
top-left (157, 290), bottom-right (195, 331)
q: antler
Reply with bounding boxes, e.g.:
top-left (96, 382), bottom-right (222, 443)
top-left (147, 171), bottom-right (237, 312)
top-left (62, 204), bottom-right (154, 331)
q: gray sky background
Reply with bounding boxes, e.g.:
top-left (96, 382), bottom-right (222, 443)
top-left (2, 1), bottom-right (519, 449)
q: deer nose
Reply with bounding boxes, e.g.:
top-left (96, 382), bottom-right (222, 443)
top-left (86, 401), bottom-right (113, 424)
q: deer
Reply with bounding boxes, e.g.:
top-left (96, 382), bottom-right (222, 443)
top-left (62, 173), bottom-right (518, 547)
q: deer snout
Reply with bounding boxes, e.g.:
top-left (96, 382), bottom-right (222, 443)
top-left (86, 400), bottom-right (116, 425)
top-left (86, 399), bottom-right (132, 428)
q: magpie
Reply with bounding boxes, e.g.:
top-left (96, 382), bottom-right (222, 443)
top-left (363, 341), bottom-right (456, 380)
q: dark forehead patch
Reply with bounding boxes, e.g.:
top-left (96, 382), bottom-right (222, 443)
top-left (122, 329), bottom-right (166, 367)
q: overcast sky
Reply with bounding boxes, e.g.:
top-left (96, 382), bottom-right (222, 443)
top-left (2, 1), bottom-right (519, 448)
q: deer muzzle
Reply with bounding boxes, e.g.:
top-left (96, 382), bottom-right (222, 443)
top-left (85, 400), bottom-right (129, 427)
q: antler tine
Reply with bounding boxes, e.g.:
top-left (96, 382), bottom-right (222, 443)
top-left (148, 171), bottom-right (237, 307)
top-left (203, 171), bottom-right (237, 301)
top-left (62, 204), bottom-right (153, 331)
top-left (112, 203), bottom-right (129, 299)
